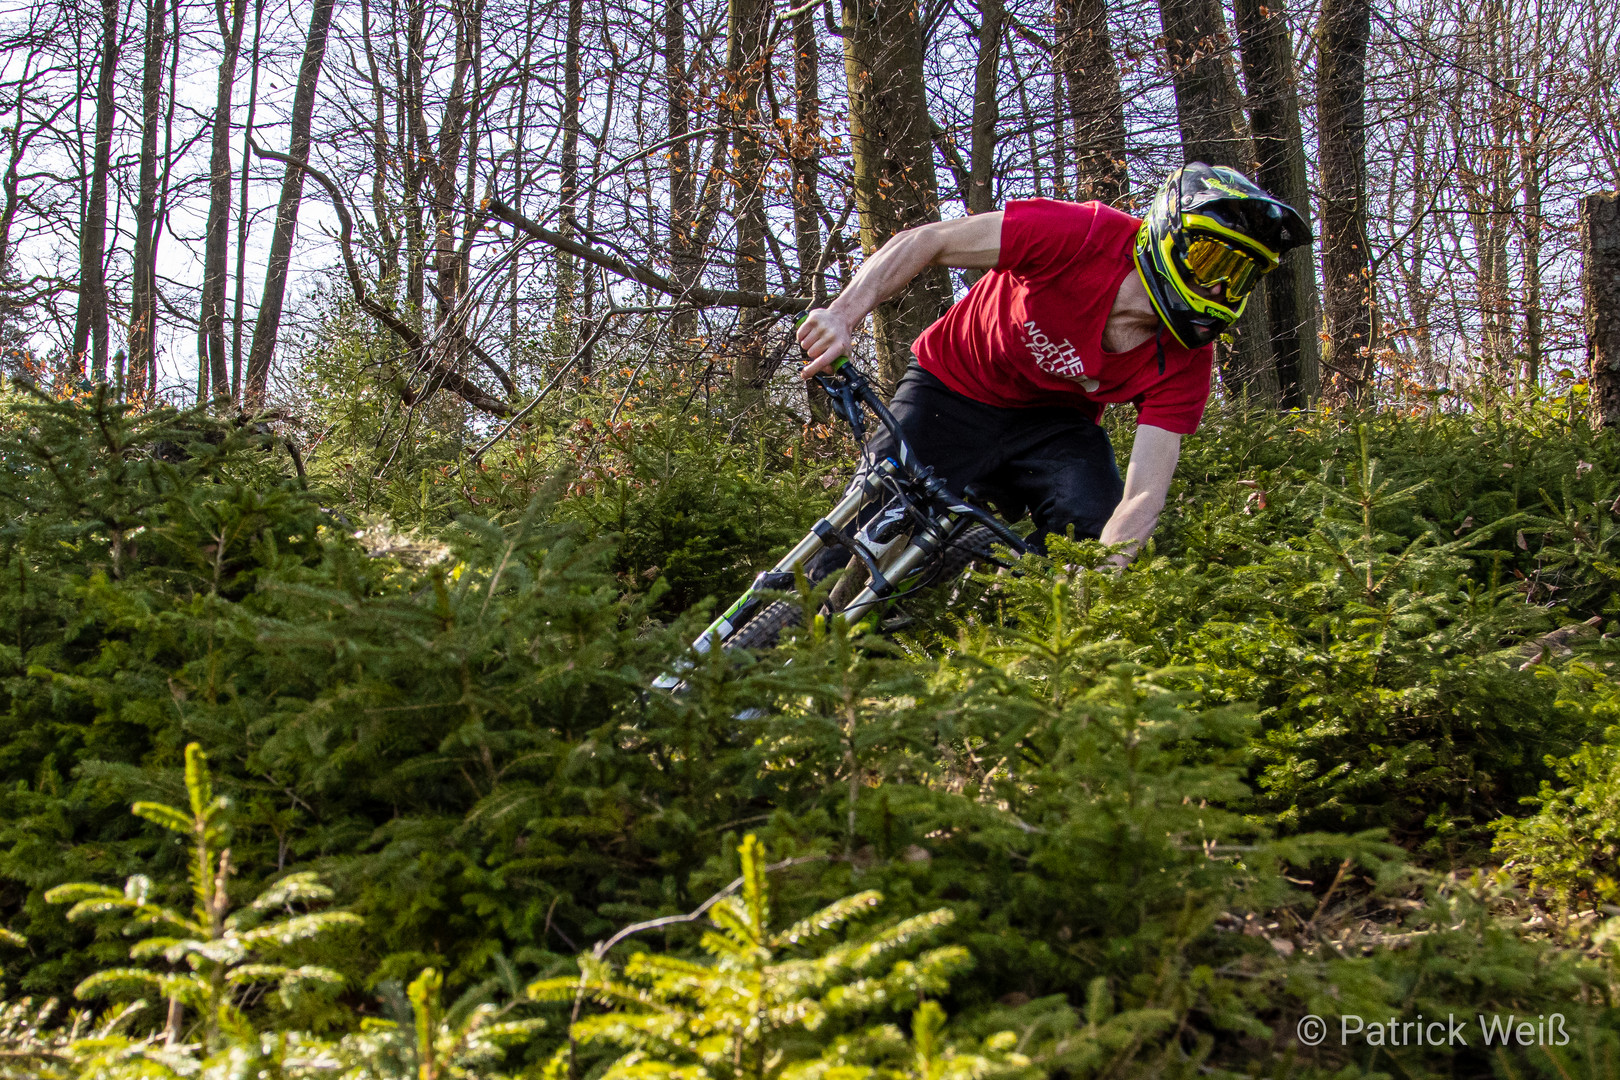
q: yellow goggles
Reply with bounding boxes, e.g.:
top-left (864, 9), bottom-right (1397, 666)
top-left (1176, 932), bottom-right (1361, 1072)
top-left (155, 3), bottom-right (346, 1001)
top-left (1181, 234), bottom-right (1264, 301)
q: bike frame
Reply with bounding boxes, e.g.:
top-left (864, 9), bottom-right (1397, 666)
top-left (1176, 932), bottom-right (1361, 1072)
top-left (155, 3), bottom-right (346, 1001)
top-left (653, 359), bottom-right (1025, 688)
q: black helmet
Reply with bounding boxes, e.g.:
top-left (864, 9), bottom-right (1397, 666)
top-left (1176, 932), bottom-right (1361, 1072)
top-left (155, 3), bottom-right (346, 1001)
top-left (1133, 163), bottom-right (1311, 349)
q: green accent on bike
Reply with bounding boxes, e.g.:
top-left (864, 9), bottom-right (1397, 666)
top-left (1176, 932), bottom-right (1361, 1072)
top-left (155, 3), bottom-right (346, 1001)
top-left (696, 586), bottom-right (767, 643)
top-left (721, 591), bottom-right (755, 622)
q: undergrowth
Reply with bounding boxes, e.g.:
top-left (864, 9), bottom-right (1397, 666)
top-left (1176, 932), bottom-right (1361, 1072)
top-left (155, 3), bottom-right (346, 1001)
top-left (2, 377), bottom-right (1619, 1077)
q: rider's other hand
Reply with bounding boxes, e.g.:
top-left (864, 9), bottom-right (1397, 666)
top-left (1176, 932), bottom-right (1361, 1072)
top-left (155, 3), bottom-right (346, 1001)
top-left (795, 308), bottom-right (852, 380)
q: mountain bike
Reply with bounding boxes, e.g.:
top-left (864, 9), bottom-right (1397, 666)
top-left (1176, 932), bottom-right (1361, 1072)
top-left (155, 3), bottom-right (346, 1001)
top-left (653, 351), bottom-right (1027, 690)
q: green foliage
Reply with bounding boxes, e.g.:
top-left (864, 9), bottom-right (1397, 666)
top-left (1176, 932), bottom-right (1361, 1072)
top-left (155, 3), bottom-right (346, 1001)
top-left (4, 380), bottom-right (1620, 1079)
top-left (979, 413), bottom-right (1614, 847)
top-left (0, 967), bottom-right (544, 1079)
top-left (1493, 659), bottom-right (1620, 912)
top-left (326, 965), bottom-right (546, 1080)
top-left (531, 834), bottom-right (1028, 1080)
top-left (0, 383), bottom-right (683, 997)
top-left (541, 419), bottom-right (836, 616)
top-left (44, 742), bottom-right (360, 1046)
top-left (0, 995), bottom-right (143, 1080)
top-left (1283, 869), bottom-right (1618, 1079)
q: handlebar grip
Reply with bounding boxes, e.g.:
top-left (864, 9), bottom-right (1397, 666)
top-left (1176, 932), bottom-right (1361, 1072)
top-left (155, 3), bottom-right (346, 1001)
top-left (794, 311), bottom-right (851, 373)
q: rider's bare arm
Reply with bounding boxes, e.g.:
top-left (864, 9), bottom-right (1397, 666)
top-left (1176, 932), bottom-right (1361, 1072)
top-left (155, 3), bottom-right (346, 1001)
top-left (1099, 424), bottom-right (1181, 566)
top-left (796, 213), bottom-right (1004, 378)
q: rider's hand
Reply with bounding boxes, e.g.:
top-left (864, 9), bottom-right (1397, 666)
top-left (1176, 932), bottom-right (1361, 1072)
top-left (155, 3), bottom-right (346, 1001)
top-left (796, 308), bottom-right (854, 380)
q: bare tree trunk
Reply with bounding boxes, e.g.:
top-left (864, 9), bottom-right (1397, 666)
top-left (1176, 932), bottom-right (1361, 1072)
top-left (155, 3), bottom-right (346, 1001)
top-left (1233, 0), bottom-right (1320, 407)
top-left (425, 0), bottom-right (472, 326)
top-left (1316, 0), bottom-right (1373, 403)
top-left (728, 0), bottom-right (770, 392)
top-left (73, 0), bottom-right (118, 381)
top-left (243, 0), bottom-right (337, 407)
top-left (1156, 0), bottom-right (1276, 400)
top-left (1584, 191), bottom-right (1620, 429)
top-left (791, 6), bottom-right (828, 416)
top-left (1515, 8), bottom-right (1549, 392)
top-left (842, 0), bottom-right (950, 387)
top-left (791, 6), bottom-right (824, 300)
top-left (0, 87), bottom-right (31, 282)
top-left (1055, 0), bottom-right (1127, 205)
top-left (156, 0), bottom-right (179, 399)
top-left (666, 0), bottom-right (697, 345)
top-left (128, 0), bottom-right (167, 399)
top-left (199, 0), bottom-right (246, 401)
top-left (231, 0), bottom-right (264, 400)
top-left (557, 0), bottom-right (584, 368)
top-left (507, 0), bottom-right (535, 370)
top-left (458, 3), bottom-right (484, 319)
top-left (360, 0), bottom-right (399, 285)
top-left (1050, 68), bottom-right (1066, 199)
top-left (402, 0), bottom-right (427, 313)
top-left (1521, 130), bottom-right (1544, 389)
top-left (1157, 0), bottom-right (1249, 169)
top-left (1454, 0), bottom-right (1513, 385)
top-left (968, 0), bottom-right (1002, 216)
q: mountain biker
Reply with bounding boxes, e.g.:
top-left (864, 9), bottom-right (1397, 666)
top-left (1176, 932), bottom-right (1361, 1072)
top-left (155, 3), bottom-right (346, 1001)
top-left (795, 163), bottom-right (1309, 566)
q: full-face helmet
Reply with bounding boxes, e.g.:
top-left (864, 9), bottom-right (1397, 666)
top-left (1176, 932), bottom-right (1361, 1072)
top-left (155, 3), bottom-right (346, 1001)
top-left (1133, 163), bottom-right (1311, 349)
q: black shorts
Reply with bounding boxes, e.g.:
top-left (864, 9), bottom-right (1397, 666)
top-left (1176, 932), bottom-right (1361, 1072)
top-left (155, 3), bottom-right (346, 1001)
top-left (862, 363), bottom-right (1125, 552)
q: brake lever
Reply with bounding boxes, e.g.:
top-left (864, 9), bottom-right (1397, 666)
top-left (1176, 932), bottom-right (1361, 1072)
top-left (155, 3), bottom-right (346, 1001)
top-left (796, 312), bottom-right (867, 442)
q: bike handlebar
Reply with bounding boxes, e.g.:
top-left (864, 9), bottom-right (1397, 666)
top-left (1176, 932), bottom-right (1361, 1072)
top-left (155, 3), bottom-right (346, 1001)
top-left (793, 314), bottom-right (1027, 555)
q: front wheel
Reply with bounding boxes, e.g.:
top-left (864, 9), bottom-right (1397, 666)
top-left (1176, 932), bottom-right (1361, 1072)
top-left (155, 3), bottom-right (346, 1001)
top-left (724, 597), bottom-right (805, 651)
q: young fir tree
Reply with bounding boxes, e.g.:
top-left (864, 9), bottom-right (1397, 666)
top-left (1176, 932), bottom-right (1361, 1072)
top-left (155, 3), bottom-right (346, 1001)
top-left (45, 743), bottom-right (360, 1049)
top-left (529, 835), bottom-right (1030, 1080)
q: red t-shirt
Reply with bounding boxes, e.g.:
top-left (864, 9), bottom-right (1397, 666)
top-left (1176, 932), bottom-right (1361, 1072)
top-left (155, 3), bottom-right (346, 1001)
top-left (912, 199), bottom-right (1214, 435)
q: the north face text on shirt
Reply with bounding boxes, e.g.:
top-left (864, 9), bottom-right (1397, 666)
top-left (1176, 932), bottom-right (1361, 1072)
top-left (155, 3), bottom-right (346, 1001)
top-left (1020, 319), bottom-right (1099, 392)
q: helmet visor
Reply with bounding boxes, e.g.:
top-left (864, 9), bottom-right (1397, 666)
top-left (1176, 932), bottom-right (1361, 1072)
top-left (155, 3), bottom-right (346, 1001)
top-left (1181, 234), bottom-right (1263, 302)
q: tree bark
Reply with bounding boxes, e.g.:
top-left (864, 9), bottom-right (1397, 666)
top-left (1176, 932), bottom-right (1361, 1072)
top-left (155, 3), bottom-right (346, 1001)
top-left (1520, 127), bottom-right (1543, 390)
top-left (1584, 191), bottom-right (1620, 429)
top-left (1315, 0), bottom-right (1373, 403)
top-left (199, 0), bottom-right (246, 401)
top-left (842, 0), bottom-right (950, 387)
top-left (72, 0), bottom-right (118, 381)
top-left (423, 0), bottom-right (473, 327)
top-left (666, 0), bottom-right (698, 346)
top-left (157, 0), bottom-right (179, 399)
top-left (791, 7), bottom-right (825, 300)
top-left (1054, 0), bottom-right (1127, 205)
top-left (403, 0), bottom-right (427, 313)
top-left (1156, 0), bottom-right (1276, 400)
top-left (359, 0), bottom-right (398, 285)
top-left (792, 7), bottom-right (830, 417)
top-left (556, 0), bottom-right (584, 368)
top-left (128, 0), bottom-right (167, 399)
top-left (506, 0), bottom-right (535, 372)
top-left (243, 0), bottom-right (337, 407)
top-left (1232, 0), bottom-right (1320, 407)
top-left (728, 0), bottom-right (770, 391)
top-left (968, 0), bottom-right (1002, 216)
top-left (232, 0), bottom-right (264, 400)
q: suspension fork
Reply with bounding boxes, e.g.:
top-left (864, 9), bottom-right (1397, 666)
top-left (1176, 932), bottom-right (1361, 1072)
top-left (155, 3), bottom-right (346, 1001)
top-left (650, 460), bottom-right (901, 689)
top-left (835, 506), bottom-right (968, 627)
